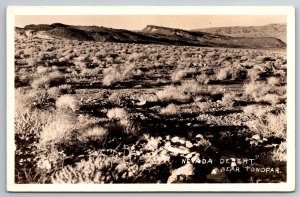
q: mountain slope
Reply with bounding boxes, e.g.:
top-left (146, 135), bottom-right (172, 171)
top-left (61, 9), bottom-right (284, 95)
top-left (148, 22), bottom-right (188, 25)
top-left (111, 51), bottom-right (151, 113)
top-left (47, 27), bottom-right (95, 41)
top-left (16, 23), bottom-right (286, 49)
top-left (142, 25), bottom-right (286, 49)
top-left (196, 24), bottom-right (286, 43)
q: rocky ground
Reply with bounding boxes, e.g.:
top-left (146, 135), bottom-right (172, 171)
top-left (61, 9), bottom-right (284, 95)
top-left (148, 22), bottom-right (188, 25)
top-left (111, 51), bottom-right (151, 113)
top-left (14, 36), bottom-right (287, 183)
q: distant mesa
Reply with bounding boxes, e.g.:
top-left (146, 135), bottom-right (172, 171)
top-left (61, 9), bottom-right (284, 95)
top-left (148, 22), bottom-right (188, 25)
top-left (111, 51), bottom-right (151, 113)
top-left (15, 23), bottom-right (286, 49)
top-left (195, 23), bottom-right (286, 43)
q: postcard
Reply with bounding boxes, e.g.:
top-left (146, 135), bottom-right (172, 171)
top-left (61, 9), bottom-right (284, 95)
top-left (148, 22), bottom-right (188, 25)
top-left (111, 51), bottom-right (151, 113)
top-left (6, 6), bottom-right (295, 192)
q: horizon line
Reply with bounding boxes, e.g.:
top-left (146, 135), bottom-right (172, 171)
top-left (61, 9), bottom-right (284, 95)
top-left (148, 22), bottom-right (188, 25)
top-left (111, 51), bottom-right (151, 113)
top-left (15, 22), bottom-right (287, 31)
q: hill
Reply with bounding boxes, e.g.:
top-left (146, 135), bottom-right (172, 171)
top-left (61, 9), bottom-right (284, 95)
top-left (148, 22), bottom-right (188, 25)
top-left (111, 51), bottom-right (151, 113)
top-left (196, 24), bottom-right (286, 43)
top-left (142, 25), bottom-right (286, 49)
top-left (16, 23), bottom-right (286, 49)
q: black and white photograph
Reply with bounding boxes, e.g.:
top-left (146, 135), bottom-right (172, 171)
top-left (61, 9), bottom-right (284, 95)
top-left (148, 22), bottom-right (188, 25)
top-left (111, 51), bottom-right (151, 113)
top-left (6, 6), bottom-right (295, 192)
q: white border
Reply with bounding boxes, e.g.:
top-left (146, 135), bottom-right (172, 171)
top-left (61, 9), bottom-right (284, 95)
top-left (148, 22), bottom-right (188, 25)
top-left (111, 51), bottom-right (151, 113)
top-left (6, 6), bottom-right (295, 192)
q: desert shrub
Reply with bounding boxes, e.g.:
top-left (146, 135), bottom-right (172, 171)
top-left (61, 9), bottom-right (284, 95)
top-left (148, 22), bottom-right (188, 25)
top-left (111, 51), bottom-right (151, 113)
top-left (265, 111), bottom-right (286, 139)
top-left (166, 57), bottom-right (177, 65)
top-left (216, 67), bottom-right (232, 80)
top-left (51, 65), bottom-right (59, 71)
top-left (56, 94), bottom-right (80, 112)
top-left (35, 148), bottom-right (66, 175)
top-left (207, 86), bottom-right (227, 95)
top-left (175, 62), bottom-right (186, 69)
top-left (122, 63), bottom-right (137, 78)
top-left (268, 77), bottom-right (281, 86)
top-left (50, 150), bottom-right (163, 184)
top-left (76, 113), bottom-right (101, 128)
top-left (36, 66), bottom-right (49, 75)
top-left (167, 164), bottom-right (194, 183)
top-left (31, 76), bottom-right (51, 89)
top-left (156, 86), bottom-right (190, 103)
top-left (58, 57), bottom-right (68, 62)
top-left (136, 93), bottom-right (158, 104)
top-left (74, 61), bottom-right (87, 70)
top-left (119, 118), bottom-right (140, 135)
top-left (15, 89), bottom-right (29, 112)
top-left (51, 137), bottom-right (170, 183)
top-left (105, 57), bottom-right (114, 64)
top-left (64, 53), bottom-right (75, 61)
top-left (58, 84), bottom-right (73, 94)
top-left (160, 104), bottom-right (180, 116)
top-left (258, 63), bottom-right (276, 79)
top-left (196, 101), bottom-right (212, 112)
top-left (244, 81), bottom-right (285, 104)
top-left (128, 52), bottom-right (145, 62)
top-left (80, 67), bottom-right (101, 77)
top-left (15, 88), bottom-right (46, 110)
top-left (233, 68), bottom-right (248, 81)
top-left (91, 56), bottom-right (101, 65)
top-left (177, 80), bottom-right (201, 95)
top-left (244, 106), bottom-right (286, 139)
top-left (51, 154), bottom-right (122, 183)
top-left (108, 92), bottom-right (124, 106)
top-left (107, 108), bottom-right (129, 120)
top-left (243, 105), bottom-right (276, 119)
top-left (143, 134), bottom-right (162, 151)
top-left (248, 66), bottom-right (262, 82)
top-left (106, 108), bottom-right (141, 135)
top-left (255, 55), bottom-right (266, 63)
top-left (78, 126), bottom-right (108, 142)
top-left (271, 141), bottom-right (286, 162)
top-left (16, 74), bottom-right (31, 85)
top-left (205, 51), bottom-right (218, 59)
top-left (220, 93), bottom-right (235, 107)
top-left (274, 70), bottom-right (286, 80)
top-left (47, 85), bottom-right (73, 97)
top-left (196, 74), bottom-right (210, 85)
top-left (15, 107), bottom-right (51, 139)
top-left (262, 56), bottom-right (275, 63)
top-left (240, 56), bottom-right (248, 61)
top-left (102, 63), bottom-right (137, 86)
top-left (135, 69), bottom-right (143, 76)
top-left (38, 112), bottom-right (77, 147)
top-left (257, 94), bottom-right (284, 105)
top-left (171, 68), bottom-right (196, 82)
top-left (26, 56), bottom-right (41, 67)
top-left (15, 167), bottom-right (49, 184)
top-left (15, 90), bottom-right (55, 183)
top-left (194, 95), bottom-right (210, 102)
top-left (244, 81), bottom-right (270, 100)
top-left (74, 55), bottom-right (88, 62)
top-left (31, 71), bottom-right (63, 89)
top-left (19, 89), bottom-right (51, 109)
top-left (47, 87), bottom-right (60, 97)
top-left (35, 112), bottom-right (79, 176)
top-left (243, 105), bottom-right (261, 117)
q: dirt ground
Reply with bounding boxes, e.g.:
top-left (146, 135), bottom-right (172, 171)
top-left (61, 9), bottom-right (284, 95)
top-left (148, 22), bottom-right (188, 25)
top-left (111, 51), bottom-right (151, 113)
top-left (14, 36), bottom-right (287, 183)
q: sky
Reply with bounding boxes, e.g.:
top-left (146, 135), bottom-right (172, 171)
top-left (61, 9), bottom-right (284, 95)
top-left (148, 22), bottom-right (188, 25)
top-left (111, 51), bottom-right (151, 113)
top-left (15, 15), bottom-right (286, 30)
